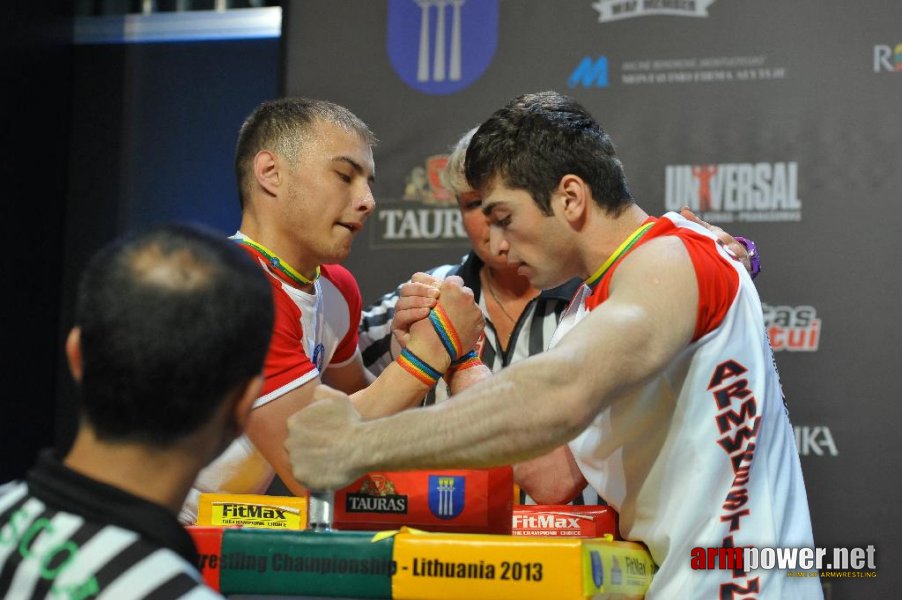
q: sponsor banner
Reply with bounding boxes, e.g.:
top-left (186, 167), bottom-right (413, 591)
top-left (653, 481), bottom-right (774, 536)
top-left (333, 468), bottom-right (513, 534)
top-left (391, 529), bottom-right (653, 599)
top-left (196, 493), bottom-right (307, 529)
top-left (762, 304), bottom-right (820, 352)
top-left (664, 162), bottom-right (802, 223)
top-left (592, 0), bottom-right (717, 23)
top-left (569, 54), bottom-right (788, 90)
top-left (512, 505), bottom-right (619, 538)
top-left (218, 529), bottom-right (394, 597)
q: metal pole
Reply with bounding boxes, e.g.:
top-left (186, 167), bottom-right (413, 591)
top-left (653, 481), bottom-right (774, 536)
top-left (307, 490), bottom-right (334, 532)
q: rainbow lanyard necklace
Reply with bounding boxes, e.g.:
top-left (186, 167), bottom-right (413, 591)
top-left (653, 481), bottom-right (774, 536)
top-left (584, 221), bottom-right (654, 291)
top-left (238, 236), bottom-right (320, 287)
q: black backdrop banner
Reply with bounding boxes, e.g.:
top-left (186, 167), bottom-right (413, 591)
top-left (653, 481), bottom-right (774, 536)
top-left (283, 2), bottom-right (902, 597)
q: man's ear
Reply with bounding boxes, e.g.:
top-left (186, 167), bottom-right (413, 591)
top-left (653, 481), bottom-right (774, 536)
top-left (231, 375), bottom-right (264, 436)
top-left (555, 174), bottom-right (590, 226)
top-left (253, 150), bottom-right (282, 198)
top-left (65, 327), bottom-right (83, 383)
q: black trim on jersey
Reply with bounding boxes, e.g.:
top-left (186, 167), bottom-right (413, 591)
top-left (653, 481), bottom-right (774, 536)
top-left (26, 521), bottom-right (100, 600)
top-left (145, 572), bottom-right (203, 600)
top-left (92, 538), bottom-right (155, 589)
top-left (0, 506), bottom-right (57, 594)
top-left (25, 450), bottom-right (198, 566)
top-left (360, 308), bottom-right (392, 330)
top-left (361, 334), bottom-right (392, 367)
top-left (0, 535), bottom-right (22, 594)
top-left (0, 490), bottom-right (29, 529)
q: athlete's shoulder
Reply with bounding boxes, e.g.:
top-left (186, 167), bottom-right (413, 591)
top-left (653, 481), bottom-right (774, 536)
top-left (320, 264), bottom-right (360, 294)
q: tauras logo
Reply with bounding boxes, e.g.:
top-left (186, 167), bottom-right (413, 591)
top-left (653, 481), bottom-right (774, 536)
top-left (794, 426), bottom-right (838, 457)
top-left (514, 513), bottom-right (588, 529)
top-left (665, 162), bottom-right (801, 223)
top-left (346, 494), bottom-right (409, 513)
top-left (762, 304), bottom-right (820, 352)
top-left (377, 209), bottom-right (466, 242)
top-left (346, 475), bottom-right (409, 514)
top-left (373, 155), bottom-right (468, 247)
top-left (592, 0), bottom-right (717, 23)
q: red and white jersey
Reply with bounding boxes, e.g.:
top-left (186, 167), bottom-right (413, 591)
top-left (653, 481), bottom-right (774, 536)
top-left (180, 235), bottom-right (363, 523)
top-left (554, 213), bottom-right (820, 599)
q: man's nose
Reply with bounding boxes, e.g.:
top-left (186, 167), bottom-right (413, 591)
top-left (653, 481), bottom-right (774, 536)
top-left (358, 184), bottom-right (375, 214)
top-left (489, 226), bottom-right (510, 259)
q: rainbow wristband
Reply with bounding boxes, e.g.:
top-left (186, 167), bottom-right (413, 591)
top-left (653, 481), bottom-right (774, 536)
top-left (397, 347), bottom-right (443, 387)
top-left (444, 350), bottom-right (483, 383)
top-left (428, 303), bottom-right (464, 361)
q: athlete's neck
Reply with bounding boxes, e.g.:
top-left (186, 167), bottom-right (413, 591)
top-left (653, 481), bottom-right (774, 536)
top-left (579, 203), bottom-right (649, 281)
top-left (238, 217), bottom-right (320, 283)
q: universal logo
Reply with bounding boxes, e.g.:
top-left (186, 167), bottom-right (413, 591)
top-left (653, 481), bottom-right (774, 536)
top-left (665, 162), bottom-right (801, 223)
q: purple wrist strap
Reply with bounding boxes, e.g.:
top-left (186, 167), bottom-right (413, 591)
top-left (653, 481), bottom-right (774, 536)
top-left (734, 236), bottom-right (761, 279)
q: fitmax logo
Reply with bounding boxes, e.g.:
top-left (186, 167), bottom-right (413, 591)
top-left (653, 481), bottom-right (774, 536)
top-left (569, 55), bottom-right (609, 88)
top-left (873, 43), bottom-right (902, 73)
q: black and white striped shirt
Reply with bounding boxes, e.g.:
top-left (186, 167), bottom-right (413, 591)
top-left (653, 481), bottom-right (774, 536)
top-left (359, 252), bottom-right (603, 505)
top-left (0, 452), bottom-right (220, 600)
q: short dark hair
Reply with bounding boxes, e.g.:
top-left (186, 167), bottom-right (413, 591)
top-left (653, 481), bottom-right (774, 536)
top-left (465, 91), bottom-right (633, 215)
top-left (74, 224), bottom-right (274, 446)
top-left (234, 97), bottom-right (377, 208)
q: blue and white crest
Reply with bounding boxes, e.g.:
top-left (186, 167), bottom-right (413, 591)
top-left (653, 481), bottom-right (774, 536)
top-left (387, 0), bottom-right (498, 95)
top-left (311, 342), bottom-right (325, 372)
top-left (428, 475), bottom-right (465, 519)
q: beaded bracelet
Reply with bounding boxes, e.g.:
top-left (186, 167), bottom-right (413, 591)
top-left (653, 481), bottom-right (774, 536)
top-left (396, 347), bottom-right (443, 387)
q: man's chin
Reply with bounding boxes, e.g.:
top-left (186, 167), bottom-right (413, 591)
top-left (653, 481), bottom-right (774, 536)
top-left (528, 272), bottom-right (569, 290)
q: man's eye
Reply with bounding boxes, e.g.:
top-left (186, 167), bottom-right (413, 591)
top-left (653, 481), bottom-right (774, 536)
top-left (494, 215), bottom-right (511, 228)
top-left (465, 199), bottom-right (482, 210)
top-left (336, 171), bottom-right (352, 183)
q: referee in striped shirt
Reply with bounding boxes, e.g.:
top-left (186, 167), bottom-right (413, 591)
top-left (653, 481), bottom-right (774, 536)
top-left (0, 225), bottom-right (272, 599)
top-left (358, 128), bottom-right (756, 506)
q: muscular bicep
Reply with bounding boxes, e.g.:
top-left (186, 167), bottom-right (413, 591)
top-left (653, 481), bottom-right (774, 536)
top-left (244, 380), bottom-right (322, 497)
top-left (551, 238), bottom-right (699, 423)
